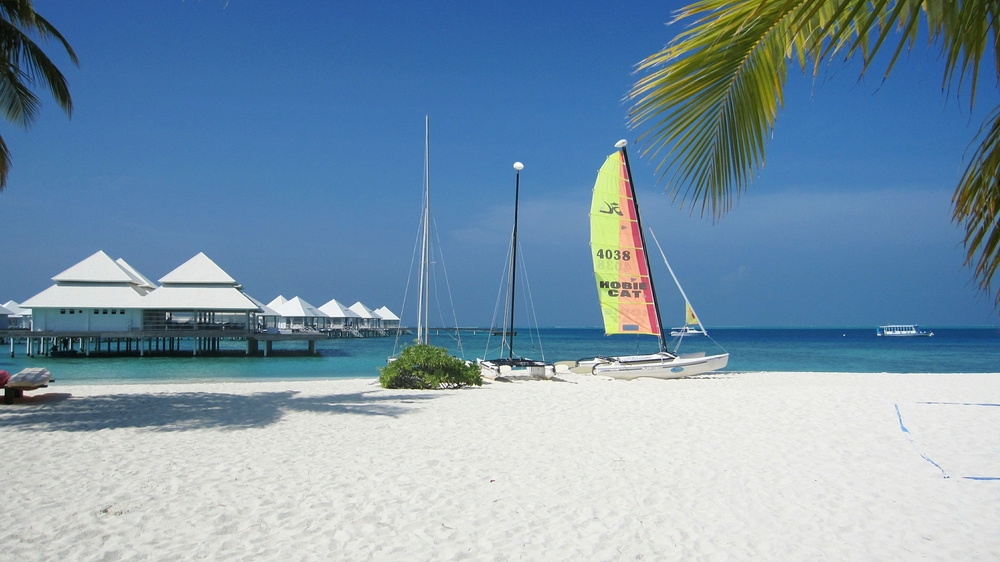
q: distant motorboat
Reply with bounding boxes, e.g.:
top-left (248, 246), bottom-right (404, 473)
top-left (877, 325), bottom-right (933, 337)
top-left (670, 325), bottom-right (707, 337)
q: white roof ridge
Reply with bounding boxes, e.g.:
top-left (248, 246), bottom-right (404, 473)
top-left (274, 296), bottom-right (327, 317)
top-left (52, 251), bottom-right (135, 284)
top-left (319, 299), bottom-right (361, 318)
top-left (373, 306), bottom-right (399, 321)
top-left (348, 301), bottom-right (377, 318)
top-left (159, 252), bottom-right (237, 285)
top-left (115, 258), bottom-right (157, 289)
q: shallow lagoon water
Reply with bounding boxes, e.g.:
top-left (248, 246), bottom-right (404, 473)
top-left (1, 327), bottom-right (997, 384)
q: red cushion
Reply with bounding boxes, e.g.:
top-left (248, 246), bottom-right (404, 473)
top-left (0, 370), bottom-right (9, 387)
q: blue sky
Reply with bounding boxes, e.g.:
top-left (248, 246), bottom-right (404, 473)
top-left (1, 0), bottom-right (997, 328)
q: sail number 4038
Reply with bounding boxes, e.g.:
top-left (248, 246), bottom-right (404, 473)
top-left (596, 249), bottom-right (631, 261)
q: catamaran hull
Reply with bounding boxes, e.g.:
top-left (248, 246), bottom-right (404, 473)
top-left (477, 358), bottom-right (555, 380)
top-left (582, 352), bottom-right (729, 380)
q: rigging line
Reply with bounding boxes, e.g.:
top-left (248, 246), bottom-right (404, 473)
top-left (515, 239), bottom-right (545, 361)
top-left (484, 233), bottom-right (514, 358)
top-left (648, 227), bottom-right (728, 354)
top-left (647, 228), bottom-right (707, 335)
top-left (431, 215), bottom-right (465, 356)
top-left (393, 208), bottom-right (426, 357)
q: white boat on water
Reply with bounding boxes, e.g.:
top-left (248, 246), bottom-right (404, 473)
top-left (572, 140), bottom-right (728, 380)
top-left (669, 301), bottom-right (707, 337)
top-left (670, 324), bottom-right (707, 337)
top-left (877, 325), bottom-right (933, 337)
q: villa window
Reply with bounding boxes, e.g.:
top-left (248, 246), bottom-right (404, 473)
top-left (111, 310), bottom-right (116, 314)
top-left (120, 309), bottom-right (125, 315)
top-left (60, 309), bottom-right (65, 314)
top-left (69, 309), bottom-right (74, 314)
top-left (94, 309), bottom-right (99, 314)
top-left (103, 309), bottom-right (108, 314)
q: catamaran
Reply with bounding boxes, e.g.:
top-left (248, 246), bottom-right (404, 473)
top-left (478, 162), bottom-right (554, 380)
top-left (573, 140), bottom-right (728, 380)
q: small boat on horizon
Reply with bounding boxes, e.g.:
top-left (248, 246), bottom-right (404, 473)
top-left (877, 325), bottom-right (933, 337)
top-left (669, 301), bottom-right (707, 337)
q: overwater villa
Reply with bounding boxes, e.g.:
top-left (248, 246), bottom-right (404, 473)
top-left (3, 251), bottom-right (400, 357)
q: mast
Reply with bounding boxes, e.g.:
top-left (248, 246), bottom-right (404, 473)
top-left (507, 162), bottom-right (524, 359)
top-left (617, 140), bottom-right (668, 352)
top-left (417, 116), bottom-right (430, 344)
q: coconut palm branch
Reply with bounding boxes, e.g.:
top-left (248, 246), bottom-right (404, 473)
top-left (0, 0), bottom-right (77, 191)
top-left (629, 0), bottom-right (1000, 307)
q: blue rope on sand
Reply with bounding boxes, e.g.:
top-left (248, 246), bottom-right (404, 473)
top-left (895, 404), bottom-right (949, 479)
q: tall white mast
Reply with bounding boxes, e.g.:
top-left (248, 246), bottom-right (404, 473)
top-left (417, 116), bottom-right (430, 344)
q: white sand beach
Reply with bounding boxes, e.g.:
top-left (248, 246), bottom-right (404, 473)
top-left (2, 372), bottom-right (998, 561)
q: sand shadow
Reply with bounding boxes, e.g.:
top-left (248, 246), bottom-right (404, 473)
top-left (0, 390), bottom-right (439, 432)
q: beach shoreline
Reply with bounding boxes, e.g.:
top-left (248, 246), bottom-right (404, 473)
top-left (3, 372), bottom-right (998, 560)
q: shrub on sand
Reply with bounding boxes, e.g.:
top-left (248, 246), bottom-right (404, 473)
top-left (379, 344), bottom-right (482, 389)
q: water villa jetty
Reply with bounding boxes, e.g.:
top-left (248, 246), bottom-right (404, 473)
top-left (0, 251), bottom-right (401, 358)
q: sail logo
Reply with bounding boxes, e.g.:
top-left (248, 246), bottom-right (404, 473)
top-left (599, 201), bottom-right (623, 216)
top-left (599, 280), bottom-right (646, 298)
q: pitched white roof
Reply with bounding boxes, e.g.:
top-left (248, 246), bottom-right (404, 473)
top-left (267, 295), bottom-right (288, 309)
top-left (53, 251), bottom-right (134, 283)
top-left (273, 296), bottom-right (326, 318)
top-left (116, 259), bottom-right (157, 290)
top-left (373, 306), bottom-right (399, 321)
top-left (21, 284), bottom-right (149, 308)
top-left (0, 304), bottom-right (12, 316)
top-left (2, 300), bottom-right (28, 316)
top-left (141, 286), bottom-right (261, 311)
top-left (159, 252), bottom-right (237, 285)
top-left (349, 301), bottom-right (377, 319)
top-left (319, 299), bottom-right (360, 319)
top-left (247, 294), bottom-right (282, 317)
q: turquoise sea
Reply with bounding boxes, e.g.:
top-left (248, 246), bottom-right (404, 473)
top-left (1, 327), bottom-right (997, 385)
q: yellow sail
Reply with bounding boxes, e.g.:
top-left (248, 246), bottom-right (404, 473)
top-left (685, 302), bottom-right (699, 326)
top-left (590, 151), bottom-right (660, 336)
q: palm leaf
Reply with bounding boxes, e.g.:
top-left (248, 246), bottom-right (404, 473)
top-left (629, 0), bottom-right (1000, 307)
top-left (0, 0), bottom-right (77, 190)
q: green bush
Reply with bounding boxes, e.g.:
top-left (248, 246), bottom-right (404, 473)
top-left (379, 343), bottom-right (482, 389)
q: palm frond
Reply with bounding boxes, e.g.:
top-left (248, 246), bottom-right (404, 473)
top-left (0, 0), bottom-right (76, 191)
top-left (954, 105), bottom-right (1000, 307)
top-left (629, 0), bottom-right (1000, 309)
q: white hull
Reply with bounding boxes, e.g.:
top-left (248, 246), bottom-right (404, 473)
top-left (477, 358), bottom-right (554, 380)
top-left (670, 326), bottom-right (707, 337)
top-left (578, 351), bottom-right (728, 380)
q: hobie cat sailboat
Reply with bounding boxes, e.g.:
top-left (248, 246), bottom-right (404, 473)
top-left (574, 140), bottom-right (728, 380)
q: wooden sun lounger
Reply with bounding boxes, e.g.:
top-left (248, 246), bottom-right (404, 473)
top-left (2, 367), bottom-right (53, 404)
